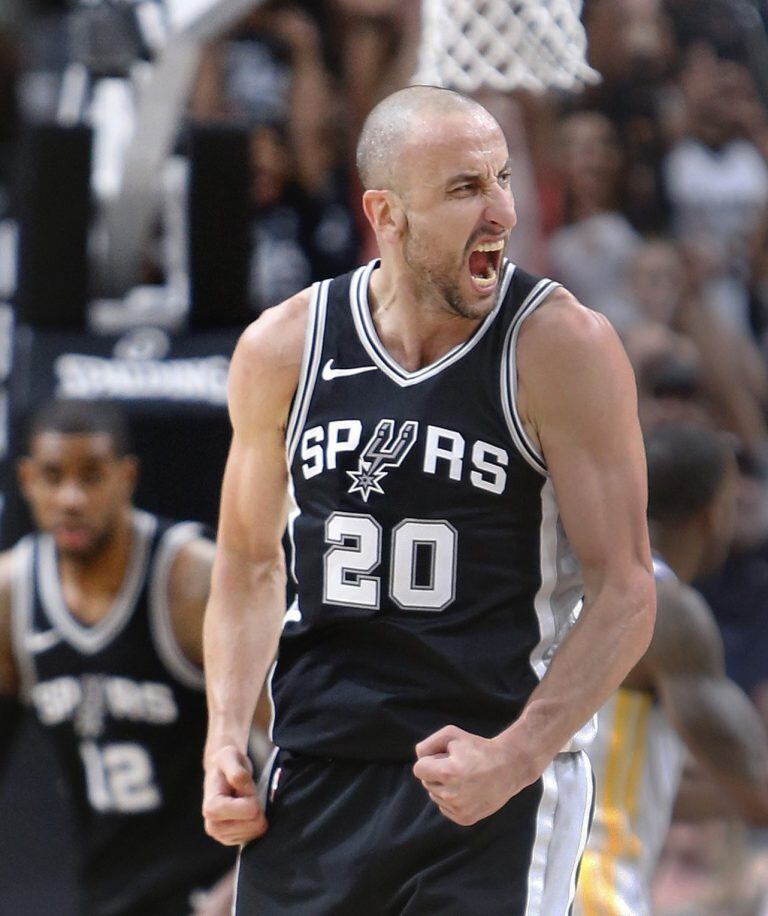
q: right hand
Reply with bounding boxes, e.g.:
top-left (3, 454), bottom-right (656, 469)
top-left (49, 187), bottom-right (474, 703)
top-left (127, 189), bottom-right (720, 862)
top-left (203, 745), bottom-right (268, 846)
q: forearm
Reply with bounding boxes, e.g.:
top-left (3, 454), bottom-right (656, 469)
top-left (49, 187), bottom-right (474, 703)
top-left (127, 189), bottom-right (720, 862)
top-left (203, 549), bottom-right (286, 761)
top-left (669, 679), bottom-right (768, 823)
top-left (497, 571), bottom-right (655, 773)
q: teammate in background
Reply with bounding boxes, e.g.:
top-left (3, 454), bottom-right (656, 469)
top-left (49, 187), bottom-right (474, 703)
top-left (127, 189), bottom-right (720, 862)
top-left (0, 400), bottom-right (235, 916)
top-left (203, 85), bottom-right (656, 914)
top-left (576, 424), bottom-right (768, 916)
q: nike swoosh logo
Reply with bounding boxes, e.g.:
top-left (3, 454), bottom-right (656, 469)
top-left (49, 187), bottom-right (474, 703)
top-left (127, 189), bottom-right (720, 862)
top-left (321, 359), bottom-right (377, 381)
top-left (25, 629), bottom-right (61, 654)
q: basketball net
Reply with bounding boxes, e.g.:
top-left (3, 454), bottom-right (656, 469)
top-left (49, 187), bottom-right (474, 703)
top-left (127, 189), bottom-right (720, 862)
top-left (412, 0), bottom-right (600, 93)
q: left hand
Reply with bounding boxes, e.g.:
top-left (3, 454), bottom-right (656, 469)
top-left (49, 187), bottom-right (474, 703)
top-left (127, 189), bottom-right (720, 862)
top-left (412, 725), bottom-right (532, 827)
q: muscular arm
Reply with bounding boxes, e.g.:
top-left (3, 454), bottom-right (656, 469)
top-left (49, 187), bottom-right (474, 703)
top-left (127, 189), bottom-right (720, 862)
top-left (202, 290), bottom-right (308, 845)
top-left (507, 291), bottom-right (655, 766)
top-left (414, 292), bottom-right (656, 825)
top-left (644, 579), bottom-right (768, 824)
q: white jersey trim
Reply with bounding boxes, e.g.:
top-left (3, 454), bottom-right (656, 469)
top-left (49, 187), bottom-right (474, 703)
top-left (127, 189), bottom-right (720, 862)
top-left (350, 258), bottom-right (515, 387)
top-left (148, 521), bottom-right (207, 691)
top-left (36, 510), bottom-right (156, 655)
top-left (529, 480), bottom-right (595, 752)
top-left (284, 280), bottom-right (328, 644)
top-left (500, 278), bottom-right (559, 475)
top-left (9, 537), bottom-right (38, 701)
top-left (285, 279), bottom-right (330, 465)
top-left (530, 479), bottom-right (560, 681)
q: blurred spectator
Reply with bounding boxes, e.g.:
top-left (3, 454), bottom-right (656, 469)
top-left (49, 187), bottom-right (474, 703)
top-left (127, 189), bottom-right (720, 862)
top-left (582, 0), bottom-right (677, 231)
top-left (623, 321), bottom-right (713, 433)
top-left (328, 0), bottom-right (418, 140)
top-left (191, 2), bottom-right (339, 198)
top-left (547, 110), bottom-right (642, 319)
top-left (663, 43), bottom-right (768, 336)
top-left (697, 454), bottom-right (768, 729)
top-left (246, 121), bottom-right (357, 311)
top-left (606, 236), bottom-right (768, 459)
top-left (191, 3), bottom-right (359, 311)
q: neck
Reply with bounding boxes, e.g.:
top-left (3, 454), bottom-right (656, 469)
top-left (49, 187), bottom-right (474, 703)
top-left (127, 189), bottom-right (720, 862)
top-left (368, 259), bottom-right (483, 372)
top-left (650, 521), bottom-right (704, 584)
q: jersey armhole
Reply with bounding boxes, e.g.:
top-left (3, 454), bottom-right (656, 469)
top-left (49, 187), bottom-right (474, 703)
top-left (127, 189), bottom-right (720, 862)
top-left (285, 279), bottom-right (331, 465)
top-left (148, 522), bottom-right (208, 691)
top-left (500, 278), bottom-right (560, 476)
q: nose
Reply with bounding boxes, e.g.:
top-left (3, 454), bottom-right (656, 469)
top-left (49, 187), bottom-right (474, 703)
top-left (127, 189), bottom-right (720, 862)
top-left (484, 183), bottom-right (517, 231)
top-left (57, 479), bottom-right (87, 512)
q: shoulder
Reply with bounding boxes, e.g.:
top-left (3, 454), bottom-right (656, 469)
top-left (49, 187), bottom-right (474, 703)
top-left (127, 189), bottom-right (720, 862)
top-left (164, 532), bottom-right (216, 667)
top-left (232, 288), bottom-right (311, 381)
top-left (517, 287), bottom-right (625, 370)
top-left (228, 287), bottom-right (313, 434)
top-left (516, 286), bottom-right (636, 427)
top-left (167, 533), bottom-right (216, 598)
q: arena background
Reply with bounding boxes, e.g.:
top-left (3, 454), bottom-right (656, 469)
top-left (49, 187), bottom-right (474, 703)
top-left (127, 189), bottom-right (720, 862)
top-left (3, 1), bottom-right (768, 913)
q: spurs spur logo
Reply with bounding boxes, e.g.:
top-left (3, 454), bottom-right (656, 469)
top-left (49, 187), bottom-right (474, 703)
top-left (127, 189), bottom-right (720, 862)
top-left (347, 419), bottom-right (419, 501)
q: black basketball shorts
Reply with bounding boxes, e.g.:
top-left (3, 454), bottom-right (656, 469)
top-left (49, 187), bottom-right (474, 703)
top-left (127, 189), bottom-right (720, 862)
top-left (233, 748), bottom-right (593, 915)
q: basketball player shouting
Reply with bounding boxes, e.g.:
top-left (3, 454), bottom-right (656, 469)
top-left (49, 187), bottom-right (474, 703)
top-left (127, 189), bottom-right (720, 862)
top-left (203, 86), bottom-right (656, 914)
top-left (0, 400), bottom-right (235, 915)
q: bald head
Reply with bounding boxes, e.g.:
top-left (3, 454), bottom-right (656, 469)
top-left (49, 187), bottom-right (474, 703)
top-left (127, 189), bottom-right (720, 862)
top-left (356, 86), bottom-right (501, 192)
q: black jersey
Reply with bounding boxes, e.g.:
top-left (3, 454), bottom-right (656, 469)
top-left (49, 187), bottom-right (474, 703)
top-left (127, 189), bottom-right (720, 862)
top-left (10, 511), bottom-right (232, 916)
top-left (271, 259), bottom-right (591, 762)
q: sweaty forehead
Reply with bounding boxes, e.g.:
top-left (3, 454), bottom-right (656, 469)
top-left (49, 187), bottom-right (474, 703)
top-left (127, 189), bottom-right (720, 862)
top-left (401, 113), bottom-right (508, 186)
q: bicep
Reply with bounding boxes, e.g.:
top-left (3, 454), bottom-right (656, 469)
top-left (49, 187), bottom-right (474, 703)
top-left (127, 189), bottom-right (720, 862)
top-left (216, 426), bottom-right (290, 564)
top-left (526, 305), bottom-right (651, 591)
top-left (215, 305), bottom-right (304, 566)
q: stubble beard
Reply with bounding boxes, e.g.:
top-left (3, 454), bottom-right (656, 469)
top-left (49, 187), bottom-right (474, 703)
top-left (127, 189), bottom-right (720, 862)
top-left (403, 229), bottom-right (498, 321)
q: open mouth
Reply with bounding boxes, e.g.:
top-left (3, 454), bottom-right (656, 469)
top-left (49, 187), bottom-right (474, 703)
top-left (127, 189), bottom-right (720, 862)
top-left (468, 239), bottom-right (505, 290)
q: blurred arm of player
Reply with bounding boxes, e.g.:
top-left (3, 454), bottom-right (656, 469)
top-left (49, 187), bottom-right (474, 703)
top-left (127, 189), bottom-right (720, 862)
top-left (0, 551), bottom-right (22, 775)
top-left (414, 290), bottom-right (656, 825)
top-left (647, 579), bottom-right (768, 824)
top-left (202, 290), bottom-right (308, 847)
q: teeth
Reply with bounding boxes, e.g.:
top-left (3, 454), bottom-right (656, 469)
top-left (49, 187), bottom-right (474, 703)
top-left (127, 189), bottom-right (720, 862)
top-left (472, 265), bottom-right (498, 286)
top-left (474, 240), bottom-right (505, 253)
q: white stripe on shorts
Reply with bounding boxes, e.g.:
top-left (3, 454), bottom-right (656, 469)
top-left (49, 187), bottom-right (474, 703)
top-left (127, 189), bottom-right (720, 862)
top-left (525, 750), bottom-right (594, 915)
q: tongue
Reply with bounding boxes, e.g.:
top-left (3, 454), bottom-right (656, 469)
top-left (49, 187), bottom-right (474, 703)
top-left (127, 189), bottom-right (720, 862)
top-left (469, 250), bottom-right (490, 277)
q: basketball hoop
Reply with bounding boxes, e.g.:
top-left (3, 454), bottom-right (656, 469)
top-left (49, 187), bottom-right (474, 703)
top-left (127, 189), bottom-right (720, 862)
top-left (412, 0), bottom-right (601, 93)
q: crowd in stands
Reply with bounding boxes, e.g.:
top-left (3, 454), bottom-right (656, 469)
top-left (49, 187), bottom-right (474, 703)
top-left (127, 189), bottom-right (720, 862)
top-left (4, 0), bottom-right (768, 912)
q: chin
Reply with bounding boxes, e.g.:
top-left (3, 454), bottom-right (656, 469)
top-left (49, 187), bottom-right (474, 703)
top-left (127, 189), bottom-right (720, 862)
top-left (462, 289), bottom-right (499, 319)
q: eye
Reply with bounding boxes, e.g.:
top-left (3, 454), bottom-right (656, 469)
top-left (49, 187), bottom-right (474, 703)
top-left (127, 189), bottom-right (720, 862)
top-left (80, 468), bottom-right (106, 486)
top-left (497, 170), bottom-right (512, 187)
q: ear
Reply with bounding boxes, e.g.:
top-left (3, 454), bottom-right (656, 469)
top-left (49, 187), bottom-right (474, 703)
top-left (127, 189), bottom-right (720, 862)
top-left (120, 455), bottom-right (140, 499)
top-left (17, 456), bottom-right (33, 500)
top-left (362, 189), bottom-right (406, 242)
